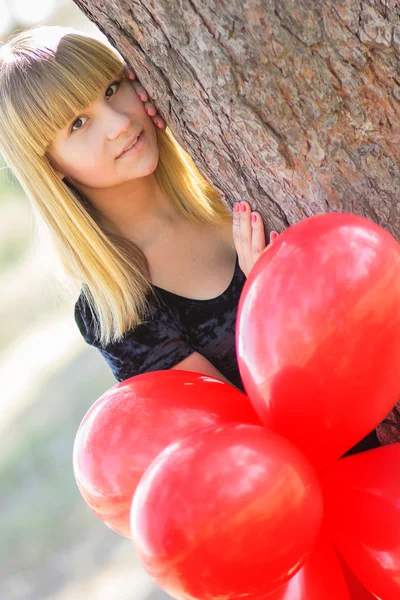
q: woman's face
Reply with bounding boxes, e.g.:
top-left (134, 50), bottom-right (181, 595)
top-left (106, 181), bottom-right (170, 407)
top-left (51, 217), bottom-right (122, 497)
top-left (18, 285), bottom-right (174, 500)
top-left (47, 77), bottom-right (159, 190)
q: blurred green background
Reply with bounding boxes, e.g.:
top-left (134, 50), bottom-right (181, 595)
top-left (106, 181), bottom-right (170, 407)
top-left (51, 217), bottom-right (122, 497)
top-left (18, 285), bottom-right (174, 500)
top-left (0, 2), bottom-right (170, 599)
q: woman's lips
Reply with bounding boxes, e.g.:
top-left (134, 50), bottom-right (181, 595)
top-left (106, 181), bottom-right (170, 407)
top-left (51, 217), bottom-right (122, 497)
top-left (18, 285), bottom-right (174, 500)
top-left (117, 130), bottom-right (144, 158)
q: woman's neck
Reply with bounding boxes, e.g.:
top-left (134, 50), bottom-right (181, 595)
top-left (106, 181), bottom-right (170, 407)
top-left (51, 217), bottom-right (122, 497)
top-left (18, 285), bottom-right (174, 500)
top-left (76, 172), bottom-right (184, 250)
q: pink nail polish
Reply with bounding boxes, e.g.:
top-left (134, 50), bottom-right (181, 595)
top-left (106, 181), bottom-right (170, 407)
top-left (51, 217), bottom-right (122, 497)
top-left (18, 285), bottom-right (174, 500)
top-left (241, 204), bottom-right (247, 212)
top-left (252, 214), bottom-right (257, 223)
top-left (234, 203), bottom-right (240, 212)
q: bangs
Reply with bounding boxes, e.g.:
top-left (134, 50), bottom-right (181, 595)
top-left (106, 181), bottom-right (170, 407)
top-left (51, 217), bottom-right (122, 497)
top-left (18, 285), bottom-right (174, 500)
top-left (0, 29), bottom-right (124, 156)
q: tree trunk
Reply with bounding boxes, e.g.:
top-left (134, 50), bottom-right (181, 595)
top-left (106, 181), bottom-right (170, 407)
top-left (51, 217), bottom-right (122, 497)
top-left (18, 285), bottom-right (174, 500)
top-left (72, 0), bottom-right (400, 443)
top-left (73, 0), bottom-right (400, 237)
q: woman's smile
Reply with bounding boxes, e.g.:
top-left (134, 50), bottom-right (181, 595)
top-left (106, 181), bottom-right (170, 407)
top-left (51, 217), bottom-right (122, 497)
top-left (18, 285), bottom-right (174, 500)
top-left (116, 130), bottom-right (145, 159)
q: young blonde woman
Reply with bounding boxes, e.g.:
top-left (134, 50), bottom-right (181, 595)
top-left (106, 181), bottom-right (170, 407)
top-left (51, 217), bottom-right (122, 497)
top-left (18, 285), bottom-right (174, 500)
top-left (0, 25), bottom-right (275, 392)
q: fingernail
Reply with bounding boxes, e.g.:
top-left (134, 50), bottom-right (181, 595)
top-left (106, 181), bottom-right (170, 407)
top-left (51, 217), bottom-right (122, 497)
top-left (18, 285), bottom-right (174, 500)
top-left (271, 231), bottom-right (278, 241)
top-left (234, 203), bottom-right (240, 212)
top-left (240, 203), bottom-right (247, 212)
top-left (252, 214), bottom-right (257, 223)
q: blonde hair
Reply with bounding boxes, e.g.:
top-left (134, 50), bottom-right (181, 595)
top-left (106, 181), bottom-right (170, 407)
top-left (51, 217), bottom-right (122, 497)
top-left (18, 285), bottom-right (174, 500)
top-left (0, 25), bottom-right (231, 346)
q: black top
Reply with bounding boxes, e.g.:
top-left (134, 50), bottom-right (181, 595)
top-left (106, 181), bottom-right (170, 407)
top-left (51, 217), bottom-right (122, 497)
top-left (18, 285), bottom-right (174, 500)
top-left (74, 253), bottom-right (247, 392)
top-left (74, 253), bottom-right (382, 456)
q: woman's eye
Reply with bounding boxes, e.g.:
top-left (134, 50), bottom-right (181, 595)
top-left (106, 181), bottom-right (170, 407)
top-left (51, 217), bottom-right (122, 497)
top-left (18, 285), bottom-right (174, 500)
top-left (105, 81), bottom-right (120, 99)
top-left (71, 116), bottom-right (88, 132)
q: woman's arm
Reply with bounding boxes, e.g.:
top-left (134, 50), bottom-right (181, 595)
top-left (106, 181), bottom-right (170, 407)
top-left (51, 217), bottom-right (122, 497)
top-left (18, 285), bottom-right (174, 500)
top-left (171, 351), bottom-right (240, 390)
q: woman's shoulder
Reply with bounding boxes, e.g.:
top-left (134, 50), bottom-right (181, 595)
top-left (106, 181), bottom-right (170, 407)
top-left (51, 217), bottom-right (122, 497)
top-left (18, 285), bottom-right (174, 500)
top-left (74, 292), bottom-right (97, 344)
top-left (73, 287), bottom-right (173, 347)
top-left (73, 289), bottom-right (194, 382)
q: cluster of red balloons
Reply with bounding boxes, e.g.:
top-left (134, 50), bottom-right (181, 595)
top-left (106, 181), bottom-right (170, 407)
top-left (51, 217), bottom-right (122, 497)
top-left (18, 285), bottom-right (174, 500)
top-left (73, 213), bottom-right (400, 599)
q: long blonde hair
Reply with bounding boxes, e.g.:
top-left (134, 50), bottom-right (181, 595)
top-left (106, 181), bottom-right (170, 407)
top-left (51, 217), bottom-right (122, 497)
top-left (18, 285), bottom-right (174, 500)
top-left (0, 25), bottom-right (231, 346)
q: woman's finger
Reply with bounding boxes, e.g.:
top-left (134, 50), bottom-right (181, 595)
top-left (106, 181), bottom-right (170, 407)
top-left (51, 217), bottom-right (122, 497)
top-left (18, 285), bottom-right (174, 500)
top-left (144, 101), bottom-right (157, 116)
top-left (239, 201), bottom-right (253, 277)
top-left (251, 213), bottom-right (266, 262)
top-left (232, 203), bottom-right (241, 251)
top-left (132, 81), bottom-right (149, 102)
top-left (150, 114), bottom-right (167, 131)
top-left (269, 230), bottom-right (279, 244)
top-left (144, 101), bottom-right (167, 129)
top-left (123, 65), bottom-right (137, 80)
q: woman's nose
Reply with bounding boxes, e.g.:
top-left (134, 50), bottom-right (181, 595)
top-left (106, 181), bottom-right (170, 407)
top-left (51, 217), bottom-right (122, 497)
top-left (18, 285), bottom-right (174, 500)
top-left (105, 106), bottom-right (131, 140)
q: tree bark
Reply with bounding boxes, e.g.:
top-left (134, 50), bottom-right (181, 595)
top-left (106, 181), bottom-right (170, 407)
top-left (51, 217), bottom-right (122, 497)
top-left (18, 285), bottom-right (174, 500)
top-left (72, 0), bottom-right (400, 237)
top-left (72, 0), bottom-right (400, 443)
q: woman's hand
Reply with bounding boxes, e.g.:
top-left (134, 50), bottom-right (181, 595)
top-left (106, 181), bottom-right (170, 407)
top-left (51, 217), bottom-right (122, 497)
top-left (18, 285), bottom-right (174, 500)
top-left (232, 201), bottom-right (278, 278)
top-left (124, 65), bottom-right (167, 131)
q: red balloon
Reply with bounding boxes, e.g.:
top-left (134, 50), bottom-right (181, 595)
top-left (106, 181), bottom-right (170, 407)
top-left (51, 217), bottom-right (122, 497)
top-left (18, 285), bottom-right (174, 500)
top-left (320, 443), bottom-right (400, 599)
top-left (73, 370), bottom-right (260, 538)
top-left (131, 423), bottom-right (323, 600)
top-left (267, 529), bottom-right (350, 599)
top-left (338, 555), bottom-right (380, 600)
top-left (236, 213), bottom-right (400, 471)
